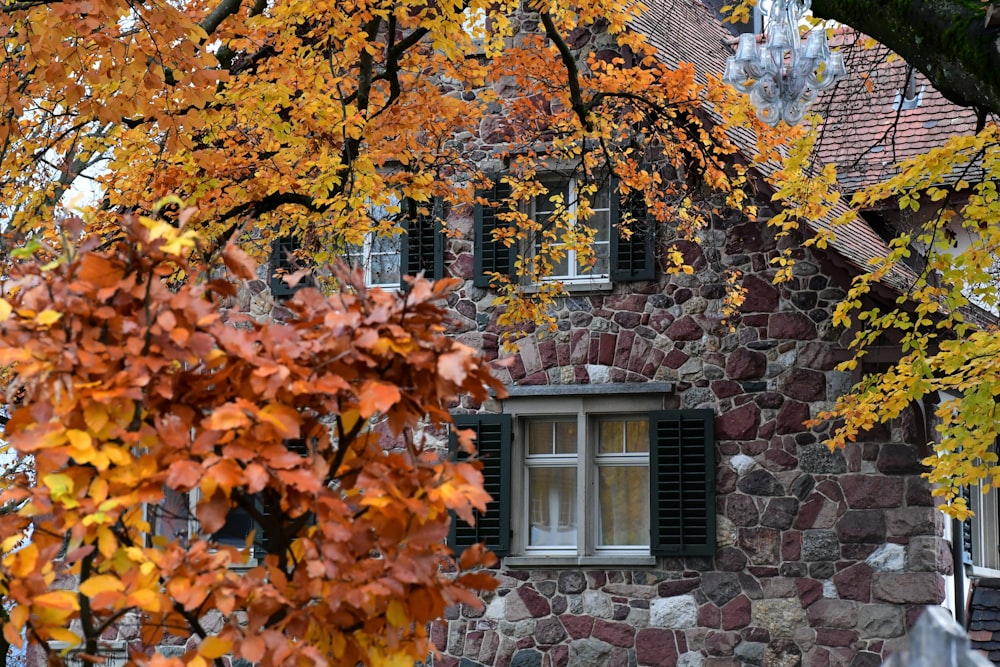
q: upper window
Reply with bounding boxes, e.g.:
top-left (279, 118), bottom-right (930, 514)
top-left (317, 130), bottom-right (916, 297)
top-left (529, 177), bottom-right (612, 283)
top-left (448, 393), bottom-right (715, 563)
top-left (474, 174), bottom-right (655, 289)
top-left (269, 198), bottom-right (444, 295)
top-left (347, 232), bottom-right (403, 288)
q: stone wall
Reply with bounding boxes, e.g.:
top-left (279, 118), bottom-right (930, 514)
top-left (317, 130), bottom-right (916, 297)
top-left (433, 209), bottom-right (951, 666)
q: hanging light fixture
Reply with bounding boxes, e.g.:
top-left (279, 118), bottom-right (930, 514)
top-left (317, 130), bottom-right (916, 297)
top-left (723, 0), bottom-right (846, 126)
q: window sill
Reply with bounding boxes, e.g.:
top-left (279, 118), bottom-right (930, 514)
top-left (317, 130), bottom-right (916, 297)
top-left (520, 280), bottom-right (614, 295)
top-left (968, 564), bottom-right (1000, 578)
top-left (503, 555), bottom-right (656, 568)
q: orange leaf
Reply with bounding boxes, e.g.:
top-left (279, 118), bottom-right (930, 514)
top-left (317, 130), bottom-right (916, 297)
top-left (223, 244), bottom-right (257, 280)
top-left (204, 402), bottom-right (254, 430)
top-left (358, 380), bottom-right (401, 419)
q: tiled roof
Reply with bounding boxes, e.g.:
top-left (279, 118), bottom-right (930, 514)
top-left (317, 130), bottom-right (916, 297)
top-left (633, 0), bottom-right (918, 292)
top-left (969, 579), bottom-right (1000, 663)
top-left (811, 30), bottom-right (981, 192)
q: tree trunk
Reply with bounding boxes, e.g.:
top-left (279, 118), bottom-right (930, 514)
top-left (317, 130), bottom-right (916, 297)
top-left (812, 0), bottom-right (1000, 115)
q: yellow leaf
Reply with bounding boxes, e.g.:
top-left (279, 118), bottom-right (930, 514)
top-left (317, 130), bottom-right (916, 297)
top-left (33, 591), bottom-right (79, 612)
top-left (79, 574), bottom-right (124, 598)
top-left (0, 299), bottom-right (11, 322)
top-left (66, 429), bottom-right (92, 452)
top-left (36, 310), bottom-right (62, 326)
top-left (126, 588), bottom-right (162, 612)
top-left (199, 636), bottom-right (232, 659)
top-left (386, 599), bottom-right (408, 627)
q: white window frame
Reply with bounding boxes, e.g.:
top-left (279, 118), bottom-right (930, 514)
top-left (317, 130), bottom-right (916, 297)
top-left (968, 483), bottom-right (1000, 576)
top-left (529, 176), bottom-right (612, 285)
top-left (347, 195), bottom-right (402, 288)
top-left (503, 394), bottom-right (662, 567)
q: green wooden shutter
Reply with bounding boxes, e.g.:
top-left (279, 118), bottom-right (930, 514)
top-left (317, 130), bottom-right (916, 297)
top-left (473, 178), bottom-right (514, 288)
top-left (961, 484), bottom-right (974, 564)
top-left (448, 414), bottom-right (511, 557)
top-left (401, 197), bottom-right (444, 282)
top-left (649, 409), bottom-right (716, 556)
top-left (610, 179), bottom-right (656, 282)
top-left (270, 236), bottom-right (301, 297)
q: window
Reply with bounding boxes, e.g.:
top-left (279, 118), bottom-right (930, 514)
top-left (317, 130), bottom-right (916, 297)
top-left (347, 232), bottom-right (403, 288)
top-left (962, 483), bottom-right (1000, 571)
top-left (347, 196), bottom-right (444, 288)
top-left (523, 414), bottom-right (649, 555)
top-left (529, 177), bottom-right (612, 282)
top-left (448, 391), bottom-right (715, 564)
top-left (269, 197), bottom-right (444, 295)
top-left (474, 174), bottom-right (655, 288)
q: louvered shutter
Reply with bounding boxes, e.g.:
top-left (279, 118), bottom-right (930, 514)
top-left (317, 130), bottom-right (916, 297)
top-left (401, 197), bottom-right (444, 282)
top-left (961, 484), bottom-right (974, 564)
top-left (610, 179), bottom-right (656, 282)
top-left (649, 409), bottom-right (716, 556)
top-left (270, 236), bottom-right (302, 297)
top-left (448, 414), bottom-right (511, 557)
top-left (473, 178), bottom-right (515, 288)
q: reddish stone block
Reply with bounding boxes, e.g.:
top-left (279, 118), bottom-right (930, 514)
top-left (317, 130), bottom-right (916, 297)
top-left (768, 312), bottom-right (818, 340)
top-left (721, 595), bottom-right (751, 630)
top-left (698, 603), bottom-right (722, 628)
top-left (635, 629), bottom-right (679, 667)
top-left (740, 273), bottom-right (780, 312)
top-left (876, 444), bottom-right (929, 475)
top-left (763, 448), bottom-right (798, 471)
top-left (508, 354), bottom-right (526, 380)
top-left (726, 347), bottom-right (766, 380)
top-left (833, 563), bottom-right (872, 602)
top-left (560, 614), bottom-right (594, 639)
top-left (658, 578), bottom-right (700, 597)
top-left (593, 619), bottom-right (636, 648)
top-left (712, 380), bottom-right (743, 398)
top-left (704, 630), bottom-right (741, 657)
top-left (615, 329), bottom-right (636, 366)
top-left (841, 475), bottom-right (904, 509)
top-left (664, 348), bottom-right (689, 369)
top-left (780, 367), bottom-right (827, 401)
top-left (667, 315), bottom-right (704, 341)
top-left (716, 402), bottom-right (761, 440)
top-left (727, 493), bottom-right (759, 526)
top-left (537, 339), bottom-right (557, 369)
top-left (836, 509), bottom-right (887, 543)
top-left (599, 332), bottom-right (617, 365)
top-left (551, 644), bottom-right (569, 667)
top-left (782, 530), bottom-right (802, 561)
top-left (815, 628), bottom-right (858, 647)
top-left (871, 573), bottom-right (945, 605)
top-left (796, 578), bottom-right (823, 608)
top-left (776, 400), bottom-right (810, 434)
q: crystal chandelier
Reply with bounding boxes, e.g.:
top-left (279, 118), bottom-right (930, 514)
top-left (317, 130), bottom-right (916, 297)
top-left (723, 0), bottom-right (846, 126)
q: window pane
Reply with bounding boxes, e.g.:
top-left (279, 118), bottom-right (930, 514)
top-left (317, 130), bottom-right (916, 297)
top-left (597, 465), bottom-right (649, 546)
top-left (528, 421), bottom-right (552, 455)
top-left (528, 466), bottom-right (577, 547)
top-left (555, 421), bottom-right (577, 454)
top-left (626, 419), bottom-right (649, 453)
top-left (598, 419), bottom-right (625, 454)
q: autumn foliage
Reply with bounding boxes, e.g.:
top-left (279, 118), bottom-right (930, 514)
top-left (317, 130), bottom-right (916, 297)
top-left (0, 216), bottom-right (501, 666)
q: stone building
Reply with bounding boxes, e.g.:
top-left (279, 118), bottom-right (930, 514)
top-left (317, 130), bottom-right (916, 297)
top-left (415, 2), bottom-right (955, 666)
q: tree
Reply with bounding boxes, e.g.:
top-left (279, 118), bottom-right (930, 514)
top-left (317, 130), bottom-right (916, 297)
top-left (0, 215), bottom-right (502, 666)
top-left (0, 0), bottom-right (777, 664)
